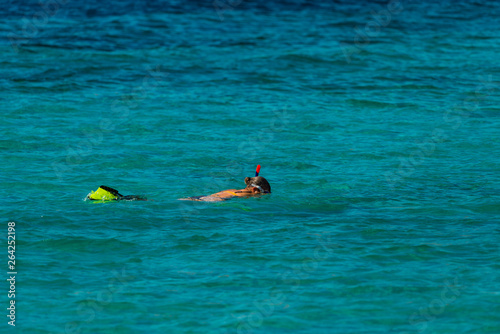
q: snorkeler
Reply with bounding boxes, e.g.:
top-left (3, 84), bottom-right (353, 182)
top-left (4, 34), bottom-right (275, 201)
top-left (87, 166), bottom-right (270, 202)
top-left (87, 185), bottom-right (146, 201)
top-left (179, 165), bottom-right (271, 202)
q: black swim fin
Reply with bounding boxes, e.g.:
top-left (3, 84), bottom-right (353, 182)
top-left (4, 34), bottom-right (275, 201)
top-left (99, 185), bottom-right (123, 199)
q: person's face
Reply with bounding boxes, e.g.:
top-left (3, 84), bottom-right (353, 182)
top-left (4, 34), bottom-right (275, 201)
top-left (244, 177), bottom-right (262, 193)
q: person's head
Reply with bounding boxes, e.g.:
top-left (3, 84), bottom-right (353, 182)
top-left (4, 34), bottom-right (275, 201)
top-left (244, 176), bottom-right (271, 194)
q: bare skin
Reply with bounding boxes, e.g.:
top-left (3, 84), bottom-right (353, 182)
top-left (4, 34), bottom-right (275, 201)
top-left (179, 179), bottom-right (264, 202)
top-left (209, 185), bottom-right (261, 199)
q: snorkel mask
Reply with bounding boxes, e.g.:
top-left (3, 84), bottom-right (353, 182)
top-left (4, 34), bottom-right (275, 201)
top-left (250, 183), bottom-right (269, 194)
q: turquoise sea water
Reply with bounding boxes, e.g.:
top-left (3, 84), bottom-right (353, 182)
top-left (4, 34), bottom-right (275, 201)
top-left (1, 0), bottom-right (499, 333)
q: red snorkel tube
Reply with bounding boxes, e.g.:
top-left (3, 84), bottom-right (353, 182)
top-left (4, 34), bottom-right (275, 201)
top-left (255, 165), bottom-right (261, 177)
